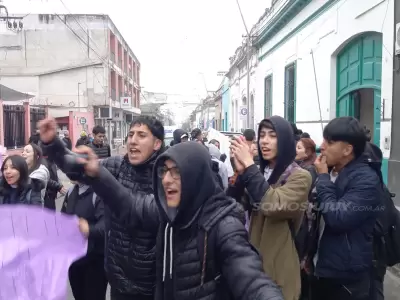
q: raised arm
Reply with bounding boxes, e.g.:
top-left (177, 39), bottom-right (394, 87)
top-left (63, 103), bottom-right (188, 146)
top-left (84, 166), bottom-right (159, 231)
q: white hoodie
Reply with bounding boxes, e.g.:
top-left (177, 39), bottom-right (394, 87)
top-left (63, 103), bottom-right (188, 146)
top-left (30, 164), bottom-right (50, 201)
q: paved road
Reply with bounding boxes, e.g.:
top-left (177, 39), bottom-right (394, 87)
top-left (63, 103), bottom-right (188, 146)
top-left (56, 170), bottom-right (400, 300)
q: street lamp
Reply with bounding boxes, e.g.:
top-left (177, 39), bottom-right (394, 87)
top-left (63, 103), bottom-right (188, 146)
top-left (77, 82), bottom-right (83, 112)
top-left (235, 0), bottom-right (251, 129)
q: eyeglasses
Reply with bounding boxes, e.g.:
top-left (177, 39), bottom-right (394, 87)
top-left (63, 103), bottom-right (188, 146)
top-left (157, 166), bottom-right (181, 180)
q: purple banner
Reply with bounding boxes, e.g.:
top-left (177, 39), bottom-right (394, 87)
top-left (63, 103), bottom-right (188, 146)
top-left (0, 205), bottom-right (88, 300)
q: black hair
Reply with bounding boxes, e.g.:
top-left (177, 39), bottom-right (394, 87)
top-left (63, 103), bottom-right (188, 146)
top-left (259, 119), bottom-right (274, 131)
top-left (0, 155), bottom-right (29, 196)
top-left (28, 143), bottom-right (45, 173)
top-left (363, 125), bottom-right (371, 142)
top-left (124, 135), bottom-right (128, 144)
top-left (220, 153), bottom-right (227, 162)
top-left (92, 125), bottom-right (106, 135)
top-left (209, 139), bottom-right (219, 146)
top-left (300, 132), bottom-right (310, 139)
top-left (243, 128), bottom-right (256, 142)
top-left (191, 128), bottom-right (202, 140)
top-left (130, 115), bottom-right (165, 142)
top-left (323, 116), bottom-right (367, 157)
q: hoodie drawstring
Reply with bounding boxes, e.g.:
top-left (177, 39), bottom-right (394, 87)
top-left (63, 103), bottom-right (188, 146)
top-left (200, 231), bottom-right (208, 286)
top-left (162, 223), bottom-right (174, 282)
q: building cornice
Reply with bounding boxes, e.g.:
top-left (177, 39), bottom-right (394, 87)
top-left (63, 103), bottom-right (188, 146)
top-left (253, 0), bottom-right (312, 48)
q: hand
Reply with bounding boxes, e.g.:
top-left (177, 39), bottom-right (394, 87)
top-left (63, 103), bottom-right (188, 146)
top-left (38, 118), bottom-right (57, 144)
top-left (78, 218), bottom-right (89, 238)
top-left (230, 137), bottom-right (254, 169)
top-left (232, 156), bottom-right (245, 174)
top-left (59, 186), bottom-right (68, 195)
top-left (74, 146), bottom-right (100, 177)
top-left (314, 154), bottom-right (328, 174)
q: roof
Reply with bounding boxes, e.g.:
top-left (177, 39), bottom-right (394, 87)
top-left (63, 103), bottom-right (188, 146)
top-left (0, 84), bottom-right (34, 101)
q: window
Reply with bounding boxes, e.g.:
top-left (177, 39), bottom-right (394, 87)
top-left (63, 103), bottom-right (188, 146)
top-left (284, 62), bottom-right (296, 122)
top-left (264, 75), bottom-right (273, 118)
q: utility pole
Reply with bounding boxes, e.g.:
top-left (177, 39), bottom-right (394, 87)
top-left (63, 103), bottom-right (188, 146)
top-left (235, 0), bottom-right (251, 129)
top-left (78, 82), bottom-right (81, 112)
top-left (388, 1), bottom-right (400, 205)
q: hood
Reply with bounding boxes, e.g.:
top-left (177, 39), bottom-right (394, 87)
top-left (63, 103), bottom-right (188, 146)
top-left (364, 142), bottom-right (383, 183)
top-left (153, 141), bottom-right (234, 227)
top-left (207, 143), bottom-right (221, 160)
top-left (29, 164), bottom-right (50, 184)
top-left (258, 116), bottom-right (296, 184)
top-left (172, 129), bottom-right (188, 144)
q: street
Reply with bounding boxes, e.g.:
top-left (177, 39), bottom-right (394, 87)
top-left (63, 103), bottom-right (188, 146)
top-left (56, 170), bottom-right (400, 300)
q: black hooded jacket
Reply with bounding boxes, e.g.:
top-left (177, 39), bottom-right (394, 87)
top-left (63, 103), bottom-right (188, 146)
top-left (152, 142), bottom-right (283, 300)
top-left (40, 137), bottom-right (160, 297)
top-left (170, 129), bottom-right (188, 146)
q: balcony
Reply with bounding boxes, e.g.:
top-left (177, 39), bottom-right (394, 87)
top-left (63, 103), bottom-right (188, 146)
top-left (111, 88), bottom-right (116, 101)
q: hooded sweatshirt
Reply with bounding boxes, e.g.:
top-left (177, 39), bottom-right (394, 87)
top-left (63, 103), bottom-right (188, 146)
top-left (152, 142), bottom-right (284, 300)
top-left (30, 164), bottom-right (50, 201)
top-left (207, 143), bottom-right (228, 189)
top-left (232, 116), bottom-right (312, 300)
top-left (171, 129), bottom-right (188, 146)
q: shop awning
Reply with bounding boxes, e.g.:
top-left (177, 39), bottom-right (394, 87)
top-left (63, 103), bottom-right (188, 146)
top-left (0, 84), bottom-right (34, 101)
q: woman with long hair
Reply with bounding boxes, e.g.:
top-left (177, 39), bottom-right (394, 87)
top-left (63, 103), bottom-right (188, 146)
top-left (0, 155), bottom-right (42, 205)
top-left (21, 143), bottom-right (50, 202)
top-left (295, 137), bottom-right (318, 300)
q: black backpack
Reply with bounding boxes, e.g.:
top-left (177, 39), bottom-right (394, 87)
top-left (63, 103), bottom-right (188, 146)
top-left (373, 185), bottom-right (400, 267)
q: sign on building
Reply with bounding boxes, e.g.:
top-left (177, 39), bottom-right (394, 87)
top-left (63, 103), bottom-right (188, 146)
top-left (121, 97), bottom-right (131, 108)
top-left (239, 106), bottom-right (248, 120)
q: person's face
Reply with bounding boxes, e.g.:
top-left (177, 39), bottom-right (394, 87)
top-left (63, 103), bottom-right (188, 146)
top-left (181, 136), bottom-right (188, 143)
top-left (258, 127), bottom-right (278, 161)
top-left (3, 159), bottom-right (20, 185)
top-left (159, 159), bottom-right (181, 208)
top-left (215, 142), bottom-right (220, 149)
top-left (94, 132), bottom-right (105, 145)
top-left (295, 141), bottom-right (307, 160)
top-left (320, 139), bottom-right (353, 167)
top-left (127, 124), bottom-right (162, 165)
top-left (21, 144), bottom-right (35, 168)
top-left (64, 132), bottom-right (69, 138)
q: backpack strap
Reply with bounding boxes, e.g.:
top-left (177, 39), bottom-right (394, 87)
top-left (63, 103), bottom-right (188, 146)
top-left (26, 189), bottom-right (32, 203)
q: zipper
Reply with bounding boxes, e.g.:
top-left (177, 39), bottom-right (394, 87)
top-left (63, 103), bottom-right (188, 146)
top-left (345, 233), bottom-right (351, 251)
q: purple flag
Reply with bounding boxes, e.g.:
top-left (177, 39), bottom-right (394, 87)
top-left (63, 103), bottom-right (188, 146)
top-left (0, 205), bottom-right (88, 300)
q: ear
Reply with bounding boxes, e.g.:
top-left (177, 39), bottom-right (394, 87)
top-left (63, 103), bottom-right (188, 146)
top-left (343, 144), bottom-right (353, 157)
top-left (153, 139), bottom-right (162, 151)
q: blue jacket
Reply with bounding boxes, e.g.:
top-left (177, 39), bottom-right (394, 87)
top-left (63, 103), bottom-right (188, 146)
top-left (315, 155), bottom-right (381, 279)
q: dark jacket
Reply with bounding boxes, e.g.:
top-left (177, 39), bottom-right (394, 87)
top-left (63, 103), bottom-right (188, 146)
top-left (39, 137), bottom-right (160, 297)
top-left (170, 129), bottom-right (188, 146)
top-left (0, 178), bottom-right (42, 205)
top-left (153, 142), bottom-right (284, 300)
top-left (62, 137), bottom-right (72, 150)
top-left (315, 154), bottom-right (381, 279)
top-left (61, 184), bottom-right (105, 255)
top-left (44, 159), bottom-right (63, 209)
top-left (88, 142), bottom-right (111, 159)
top-left (86, 142), bottom-right (284, 300)
top-left (76, 136), bottom-right (90, 147)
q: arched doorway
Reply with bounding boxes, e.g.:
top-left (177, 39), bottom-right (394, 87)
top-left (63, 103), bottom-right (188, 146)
top-left (336, 33), bottom-right (382, 145)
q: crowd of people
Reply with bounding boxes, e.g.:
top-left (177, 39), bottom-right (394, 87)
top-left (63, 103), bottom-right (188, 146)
top-left (0, 114), bottom-right (397, 300)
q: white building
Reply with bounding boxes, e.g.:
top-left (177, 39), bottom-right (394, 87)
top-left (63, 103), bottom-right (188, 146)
top-left (0, 14), bottom-right (141, 145)
top-left (225, 43), bottom-right (258, 132)
top-left (252, 0), bottom-right (394, 182)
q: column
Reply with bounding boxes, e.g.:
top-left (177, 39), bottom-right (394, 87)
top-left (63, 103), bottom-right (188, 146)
top-left (388, 0), bottom-right (400, 203)
top-left (0, 100), bottom-right (3, 146)
top-left (23, 102), bottom-right (31, 145)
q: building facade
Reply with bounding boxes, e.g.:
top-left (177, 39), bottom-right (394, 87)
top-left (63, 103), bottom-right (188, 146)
top-left (0, 14), bottom-right (141, 148)
top-left (225, 43), bottom-right (257, 133)
top-left (253, 0), bottom-right (394, 183)
top-left (221, 77), bottom-right (230, 131)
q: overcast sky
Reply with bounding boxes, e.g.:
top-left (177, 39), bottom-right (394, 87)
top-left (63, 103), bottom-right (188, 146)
top-left (4, 0), bottom-right (271, 96)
